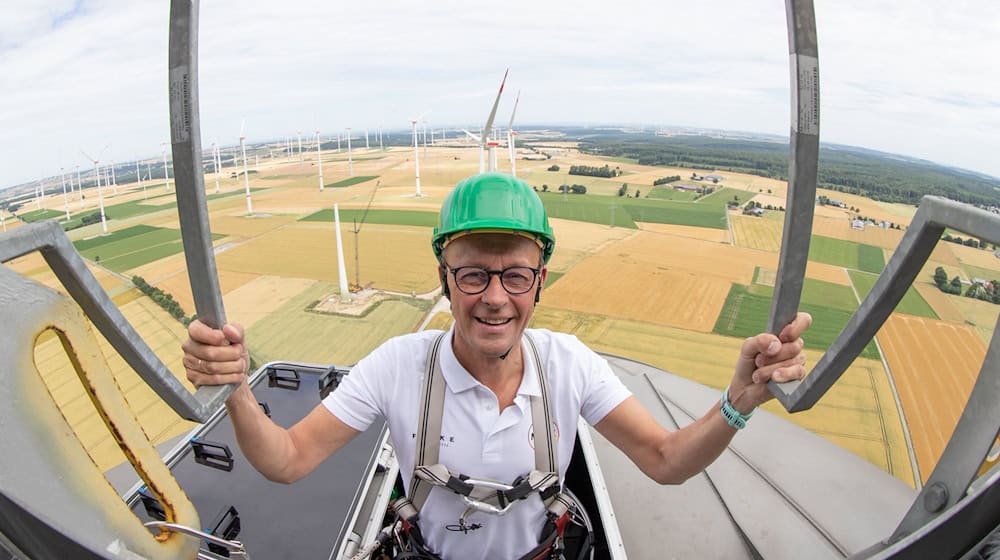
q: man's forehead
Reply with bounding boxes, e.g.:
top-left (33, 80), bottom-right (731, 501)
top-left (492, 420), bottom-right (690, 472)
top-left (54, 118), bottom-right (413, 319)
top-left (442, 233), bottom-right (542, 260)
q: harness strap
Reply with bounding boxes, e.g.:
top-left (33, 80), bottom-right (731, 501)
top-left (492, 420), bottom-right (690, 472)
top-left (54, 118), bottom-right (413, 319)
top-left (407, 331), bottom-right (562, 517)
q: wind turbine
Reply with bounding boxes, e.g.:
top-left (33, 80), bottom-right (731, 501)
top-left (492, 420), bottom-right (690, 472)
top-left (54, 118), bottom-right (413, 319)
top-left (507, 90), bottom-right (521, 177)
top-left (239, 118), bottom-right (253, 215)
top-left (109, 158), bottom-right (118, 195)
top-left (76, 165), bottom-right (83, 206)
top-left (297, 130), bottom-right (303, 161)
top-left (316, 129), bottom-right (325, 191)
top-left (461, 69), bottom-right (509, 173)
top-left (211, 142), bottom-right (220, 194)
top-left (81, 150), bottom-right (108, 234)
top-left (410, 111), bottom-right (428, 197)
top-left (364, 128), bottom-right (370, 150)
top-left (346, 127), bottom-right (353, 176)
top-left (161, 142), bottom-right (171, 191)
top-left (59, 168), bottom-right (70, 221)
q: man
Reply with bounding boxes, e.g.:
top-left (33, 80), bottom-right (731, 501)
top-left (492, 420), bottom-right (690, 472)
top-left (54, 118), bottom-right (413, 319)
top-left (183, 173), bottom-right (810, 559)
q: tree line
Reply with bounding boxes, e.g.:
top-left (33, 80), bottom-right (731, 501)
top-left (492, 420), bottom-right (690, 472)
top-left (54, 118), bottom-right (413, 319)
top-left (568, 164), bottom-right (621, 178)
top-left (132, 275), bottom-right (196, 325)
top-left (577, 135), bottom-right (1000, 207)
top-left (934, 266), bottom-right (1000, 304)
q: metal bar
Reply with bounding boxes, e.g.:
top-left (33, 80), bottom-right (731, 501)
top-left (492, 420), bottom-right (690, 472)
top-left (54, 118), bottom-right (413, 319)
top-left (767, 0), bottom-right (821, 399)
top-left (169, 0), bottom-right (236, 409)
top-left (0, 221), bottom-right (223, 421)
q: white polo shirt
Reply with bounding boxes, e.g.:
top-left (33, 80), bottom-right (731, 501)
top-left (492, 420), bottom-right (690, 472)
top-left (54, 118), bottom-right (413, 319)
top-left (323, 327), bottom-right (631, 560)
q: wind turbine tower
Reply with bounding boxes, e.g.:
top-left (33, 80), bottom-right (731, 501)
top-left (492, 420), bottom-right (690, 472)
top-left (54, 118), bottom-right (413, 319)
top-left (76, 165), bottom-right (83, 206)
top-left (297, 130), bottom-right (303, 161)
top-left (240, 119), bottom-right (253, 215)
top-left (59, 168), bottom-right (70, 221)
top-left (411, 118), bottom-right (422, 197)
top-left (482, 70), bottom-right (508, 173)
top-left (507, 90), bottom-right (521, 177)
top-left (346, 127), bottom-right (353, 177)
top-left (161, 143), bottom-right (170, 191)
top-left (212, 142), bottom-right (220, 194)
top-left (82, 151), bottom-right (108, 234)
top-left (333, 204), bottom-right (350, 301)
top-left (365, 128), bottom-right (370, 150)
top-left (110, 159), bottom-right (118, 195)
top-left (135, 160), bottom-right (142, 187)
top-left (316, 129), bottom-right (325, 191)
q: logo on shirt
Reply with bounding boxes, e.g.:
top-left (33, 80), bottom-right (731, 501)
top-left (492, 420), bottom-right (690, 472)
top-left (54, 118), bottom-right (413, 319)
top-left (528, 422), bottom-right (560, 449)
top-left (410, 432), bottom-right (457, 448)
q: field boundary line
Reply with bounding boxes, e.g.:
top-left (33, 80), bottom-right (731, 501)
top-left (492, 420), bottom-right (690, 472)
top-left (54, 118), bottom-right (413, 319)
top-left (848, 277), bottom-right (921, 488)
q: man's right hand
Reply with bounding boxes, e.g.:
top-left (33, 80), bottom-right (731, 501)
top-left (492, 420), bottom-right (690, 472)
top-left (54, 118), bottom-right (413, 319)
top-left (182, 320), bottom-right (250, 388)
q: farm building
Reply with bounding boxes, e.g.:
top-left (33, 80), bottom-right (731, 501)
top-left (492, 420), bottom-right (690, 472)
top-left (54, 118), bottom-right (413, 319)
top-left (673, 183), bottom-right (701, 192)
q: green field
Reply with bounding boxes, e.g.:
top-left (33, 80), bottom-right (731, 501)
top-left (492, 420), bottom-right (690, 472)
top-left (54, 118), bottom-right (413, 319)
top-left (646, 187), bottom-right (700, 201)
top-left (325, 175), bottom-right (380, 188)
top-left (713, 283), bottom-right (881, 360)
top-left (301, 208), bottom-right (438, 227)
top-left (17, 208), bottom-right (64, 222)
top-left (537, 192), bottom-right (729, 230)
top-left (544, 271), bottom-right (565, 288)
top-left (848, 270), bottom-right (939, 319)
top-left (247, 281), bottom-right (429, 365)
top-left (960, 263), bottom-right (1000, 283)
top-left (747, 277), bottom-right (860, 311)
top-left (809, 235), bottom-right (885, 273)
top-left (695, 187), bottom-right (746, 210)
top-left (73, 225), bottom-right (222, 273)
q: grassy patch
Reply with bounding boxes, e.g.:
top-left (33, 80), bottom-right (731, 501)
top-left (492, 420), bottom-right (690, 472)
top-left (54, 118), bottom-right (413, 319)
top-left (544, 271), bottom-right (565, 288)
top-left (748, 277), bottom-right (860, 310)
top-left (857, 244), bottom-right (886, 274)
top-left (713, 283), bottom-right (880, 359)
top-left (809, 235), bottom-right (884, 273)
top-left (695, 187), bottom-right (745, 210)
top-left (301, 208), bottom-right (438, 227)
top-left (646, 187), bottom-right (700, 201)
top-left (848, 270), bottom-right (939, 319)
top-left (326, 175), bottom-right (379, 188)
top-left (17, 208), bottom-right (64, 222)
top-left (73, 225), bottom-right (221, 273)
top-left (537, 192), bottom-right (728, 230)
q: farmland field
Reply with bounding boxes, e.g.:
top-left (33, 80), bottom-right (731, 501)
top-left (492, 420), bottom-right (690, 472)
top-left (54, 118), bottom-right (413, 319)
top-left (326, 175), bottom-right (379, 188)
top-left (730, 214), bottom-right (782, 252)
top-left (808, 235), bottom-right (885, 273)
top-left (948, 296), bottom-right (1000, 344)
top-left (302, 208), bottom-right (438, 227)
top-left (646, 187), bottom-right (700, 201)
top-left (247, 281), bottom-right (430, 366)
top-left (713, 283), bottom-right (881, 359)
top-left (637, 222), bottom-right (731, 243)
top-left (877, 314), bottom-right (988, 482)
top-left (531, 306), bottom-right (914, 483)
top-left (74, 225), bottom-right (223, 273)
top-left (848, 270), bottom-right (938, 319)
top-left (17, 208), bottom-right (64, 222)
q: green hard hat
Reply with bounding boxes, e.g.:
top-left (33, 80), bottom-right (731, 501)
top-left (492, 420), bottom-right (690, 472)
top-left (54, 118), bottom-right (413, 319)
top-left (432, 173), bottom-right (555, 263)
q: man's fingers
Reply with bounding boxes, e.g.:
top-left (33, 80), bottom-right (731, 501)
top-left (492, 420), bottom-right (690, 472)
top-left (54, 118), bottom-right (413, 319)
top-left (752, 354), bottom-right (807, 383)
top-left (754, 337), bottom-right (805, 368)
top-left (222, 323), bottom-right (245, 345)
top-left (187, 370), bottom-right (245, 388)
top-left (779, 312), bottom-right (813, 343)
top-left (741, 333), bottom-right (780, 361)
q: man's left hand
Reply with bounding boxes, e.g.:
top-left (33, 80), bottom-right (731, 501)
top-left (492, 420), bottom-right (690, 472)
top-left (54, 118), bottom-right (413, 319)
top-left (728, 312), bottom-right (812, 413)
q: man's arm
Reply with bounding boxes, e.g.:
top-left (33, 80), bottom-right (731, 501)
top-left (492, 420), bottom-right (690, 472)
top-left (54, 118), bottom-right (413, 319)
top-left (594, 312), bottom-right (811, 485)
top-left (183, 320), bottom-right (361, 484)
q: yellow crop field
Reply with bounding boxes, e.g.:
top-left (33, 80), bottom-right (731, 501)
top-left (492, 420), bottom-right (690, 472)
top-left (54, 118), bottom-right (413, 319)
top-left (246, 281), bottom-right (430, 366)
top-left (546, 218), bottom-right (635, 273)
top-left (543, 253), bottom-right (732, 332)
top-left (816, 188), bottom-right (915, 225)
top-left (210, 214), bottom-right (300, 237)
top-left (33, 295), bottom-right (196, 472)
top-left (216, 222), bottom-right (438, 294)
top-left (731, 214), bottom-right (782, 252)
top-left (812, 215), bottom-right (906, 250)
top-left (639, 222), bottom-right (731, 243)
top-left (950, 242), bottom-right (1000, 272)
top-left (224, 275), bottom-right (318, 329)
top-left (531, 307), bottom-right (914, 484)
top-left (948, 296), bottom-right (1000, 344)
top-left (877, 314), bottom-right (988, 483)
top-left (912, 283), bottom-right (965, 323)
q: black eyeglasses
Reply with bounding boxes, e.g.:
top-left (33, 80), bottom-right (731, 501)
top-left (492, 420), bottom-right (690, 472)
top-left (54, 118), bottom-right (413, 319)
top-left (445, 265), bottom-right (541, 295)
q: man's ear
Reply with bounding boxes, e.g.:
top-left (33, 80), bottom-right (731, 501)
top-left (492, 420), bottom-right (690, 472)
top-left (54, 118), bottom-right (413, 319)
top-left (439, 265), bottom-right (450, 299)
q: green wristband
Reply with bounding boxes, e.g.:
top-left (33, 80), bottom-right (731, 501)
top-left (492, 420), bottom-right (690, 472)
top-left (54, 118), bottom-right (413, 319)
top-left (720, 387), bottom-right (756, 430)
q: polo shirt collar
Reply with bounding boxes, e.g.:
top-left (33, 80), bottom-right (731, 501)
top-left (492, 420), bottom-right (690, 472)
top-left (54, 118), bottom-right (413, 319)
top-left (439, 326), bottom-right (542, 398)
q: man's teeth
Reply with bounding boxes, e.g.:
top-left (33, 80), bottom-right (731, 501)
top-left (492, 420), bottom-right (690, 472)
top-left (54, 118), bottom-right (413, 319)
top-left (479, 318), bottom-right (510, 325)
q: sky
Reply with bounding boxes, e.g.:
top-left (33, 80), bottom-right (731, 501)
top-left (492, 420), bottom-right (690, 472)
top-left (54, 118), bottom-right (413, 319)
top-left (1, 0), bottom-right (998, 190)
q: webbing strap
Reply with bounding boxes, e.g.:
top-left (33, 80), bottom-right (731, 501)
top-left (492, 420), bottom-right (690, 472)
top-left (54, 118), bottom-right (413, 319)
top-left (407, 332), bottom-right (559, 515)
top-left (409, 333), bottom-right (448, 514)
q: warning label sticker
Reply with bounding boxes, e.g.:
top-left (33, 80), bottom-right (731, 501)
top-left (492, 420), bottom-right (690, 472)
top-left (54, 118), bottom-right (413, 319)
top-left (790, 54), bottom-right (820, 136)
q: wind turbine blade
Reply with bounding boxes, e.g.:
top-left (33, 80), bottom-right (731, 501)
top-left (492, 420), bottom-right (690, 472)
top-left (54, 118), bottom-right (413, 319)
top-left (414, 110), bottom-right (430, 122)
top-left (507, 90), bottom-right (521, 130)
top-left (481, 68), bottom-right (508, 148)
top-left (462, 129), bottom-right (481, 142)
top-left (80, 150), bottom-right (95, 162)
top-left (239, 117), bottom-right (246, 139)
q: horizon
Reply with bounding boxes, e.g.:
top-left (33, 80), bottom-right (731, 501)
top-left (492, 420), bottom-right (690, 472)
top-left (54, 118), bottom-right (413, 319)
top-left (2, 1), bottom-right (998, 189)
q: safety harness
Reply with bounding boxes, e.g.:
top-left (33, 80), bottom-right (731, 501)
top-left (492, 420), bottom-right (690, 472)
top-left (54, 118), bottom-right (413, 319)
top-left (389, 332), bottom-right (576, 559)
